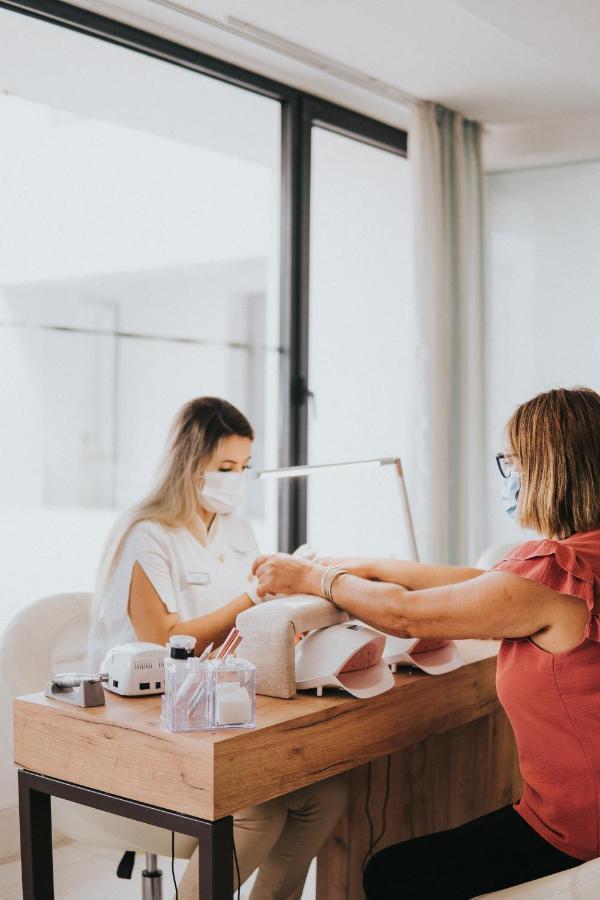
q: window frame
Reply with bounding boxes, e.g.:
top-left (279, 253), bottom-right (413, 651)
top-left (0, 0), bottom-right (408, 550)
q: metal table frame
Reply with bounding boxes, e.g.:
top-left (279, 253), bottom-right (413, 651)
top-left (18, 769), bottom-right (233, 899)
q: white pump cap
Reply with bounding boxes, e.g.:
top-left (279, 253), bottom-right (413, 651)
top-left (169, 635), bottom-right (196, 649)
top-left (168, 635), bottom-right (196, 659)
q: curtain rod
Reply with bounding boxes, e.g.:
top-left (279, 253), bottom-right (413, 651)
top-left (146, 0), bottom-right (417, 108)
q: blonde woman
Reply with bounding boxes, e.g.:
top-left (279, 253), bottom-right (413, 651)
top-left (253, 387), bottom-right (600, 899)
top-left (87, 396), bottom-right (346, 900)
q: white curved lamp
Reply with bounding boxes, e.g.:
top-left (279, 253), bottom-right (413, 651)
top-left (256, 456), bottom-right (419, 562)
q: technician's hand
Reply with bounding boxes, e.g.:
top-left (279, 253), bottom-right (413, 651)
top-left (318, 557), bottom-right (375, 579)
top-left (252, 553), bottom-right (324, 599)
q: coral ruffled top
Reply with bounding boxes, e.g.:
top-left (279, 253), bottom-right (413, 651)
top-left (492, 530), bottom-right (600, 861)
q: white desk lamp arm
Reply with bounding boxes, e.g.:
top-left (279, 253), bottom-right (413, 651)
top-left (394, 458), bottom-right (419, 563)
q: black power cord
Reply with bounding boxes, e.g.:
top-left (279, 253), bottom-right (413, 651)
top-left (233, 834), bottom-right (241, 900)
top-left (362, 761), bottom-right (375, 872)
top-left (371, 754), bottom-right (392, 855)
top-left (362, 754), bottom-right (393, 871)
top-left (171, 830), bottom-right (178, 900)
top-left (171, 829), bottom-right (240, 899)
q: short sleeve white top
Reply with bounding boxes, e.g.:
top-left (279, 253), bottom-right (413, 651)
top-left (86, 514), bottom-right (259, 671)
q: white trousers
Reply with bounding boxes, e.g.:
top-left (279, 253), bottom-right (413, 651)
top-left (177, 774), bottom-right (348, 900)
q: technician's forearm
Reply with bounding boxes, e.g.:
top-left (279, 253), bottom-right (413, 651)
top-left (166, 593), bottom-right (253, 654)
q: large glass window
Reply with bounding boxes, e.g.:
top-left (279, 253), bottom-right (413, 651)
top-left (0, 8), bottom-right (282, 626)
top-left (307, 127), bottom-right (415, 558)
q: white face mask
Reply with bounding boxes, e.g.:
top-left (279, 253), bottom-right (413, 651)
top-left (197, 470), bottom-right (247, 515)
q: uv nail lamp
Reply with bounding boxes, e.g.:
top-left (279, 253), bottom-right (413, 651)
top-left (101, 642), bottom-right (167, 696)
top-left (295, 622), bottom-right (395, 698)
top-left (383, 636), bottom-right (463, 675)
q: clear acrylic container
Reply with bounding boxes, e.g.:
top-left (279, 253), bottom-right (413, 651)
top-left (213, 657), bottom-right (256, 729)
top-left (161, 656), bottom-right (212, 732)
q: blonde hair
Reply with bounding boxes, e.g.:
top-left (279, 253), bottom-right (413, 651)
top-left (507, 387), bottom-right (600, 539)
top-left (104, 397), bottom-right (253, 581)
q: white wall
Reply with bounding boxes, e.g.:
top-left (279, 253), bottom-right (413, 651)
top-left (484, 160), bottom-right (600, 549)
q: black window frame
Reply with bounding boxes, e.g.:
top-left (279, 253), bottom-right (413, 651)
top-left (0, 0), bottom-right (408, 551)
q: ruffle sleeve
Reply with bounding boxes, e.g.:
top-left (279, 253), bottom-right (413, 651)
top-left (491, 540), bottom-right (600, 643)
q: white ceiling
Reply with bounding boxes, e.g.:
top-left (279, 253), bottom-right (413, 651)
top-left (0, 5), bottom-right (280, 168)
top-left (15, 0), bottom-right (600, 168)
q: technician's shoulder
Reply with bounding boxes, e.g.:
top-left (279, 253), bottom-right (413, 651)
top-left (125, 519), bottom-right (173, 554)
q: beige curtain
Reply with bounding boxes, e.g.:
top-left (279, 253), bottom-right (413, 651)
top-left (411, 101), bottom-right (485, 565)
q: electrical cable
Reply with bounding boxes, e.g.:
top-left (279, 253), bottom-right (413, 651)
top-left (362, 761), bottom-right (375, 872)
top-left (171, 830), bottom-right (178, 900)
top-left (233, 833), bottom-right (241, 900)
top-left (171, 828), bottom-right (239, 899)
top-left (371, 754), bottom-right (392, 855)
top-left (362, 755), bottom-right (393, 871)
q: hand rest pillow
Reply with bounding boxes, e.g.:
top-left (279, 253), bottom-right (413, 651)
top-left (236, 595), bottom-right (348, 698)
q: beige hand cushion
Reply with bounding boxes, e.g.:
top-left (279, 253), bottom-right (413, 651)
top-left (236, 595), bottom-right (348, 698)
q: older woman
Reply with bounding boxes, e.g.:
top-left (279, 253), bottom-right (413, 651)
top-left (253, 386), bottom-right (600, 900)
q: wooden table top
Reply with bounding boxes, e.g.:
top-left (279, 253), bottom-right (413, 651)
top-left (13, 640), bottom-right (500, 820)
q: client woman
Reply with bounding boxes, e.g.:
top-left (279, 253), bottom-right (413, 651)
top-left (87, 396), bottom-right (346, 900)
top-left (252, 386), bottom-right (600, 899)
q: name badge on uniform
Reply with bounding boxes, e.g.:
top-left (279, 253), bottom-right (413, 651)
top-left (185, 570), bottom-right (211, 586)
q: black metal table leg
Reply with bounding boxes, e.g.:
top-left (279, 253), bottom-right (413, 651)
top-left (198, 816), bottom-right (233, 898)
top-left (17, 770), bottom-right (233, 900)
top-left (19, 770), bottom-right (54, 900)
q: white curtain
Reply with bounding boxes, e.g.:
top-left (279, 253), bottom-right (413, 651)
top-left (411, 101), bottom-right (485, 565)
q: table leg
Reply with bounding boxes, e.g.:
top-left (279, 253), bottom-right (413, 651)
top-left (18, 770), bottom-right (54, 900)
top-left (17, 770), bottom-right (234, 900)
top-left (197, 815), bottom-right (233, 898)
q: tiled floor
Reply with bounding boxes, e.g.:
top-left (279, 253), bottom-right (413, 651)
top-left (0, 841), bottom-right (316, 899)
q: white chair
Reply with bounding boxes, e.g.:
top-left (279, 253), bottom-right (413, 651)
top-left (472, 547), bottom-right (600, 898)
top-left (0, 593), bottom-right (196, 898)
top-left (476, 856), bottom-right (600, 899)
top-left (475, 542), bottom-right (520, 570)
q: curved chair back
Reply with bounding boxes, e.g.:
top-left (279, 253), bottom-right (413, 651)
top-left (475, 542), bottom-right (520, 570)
top-left (0, 593), bottom-right (195, 859)
top-left (0, 592), bottom-right (91, 754)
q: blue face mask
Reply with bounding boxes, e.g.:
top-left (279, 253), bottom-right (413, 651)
top-left (501, 471), bottom-right (521, 520)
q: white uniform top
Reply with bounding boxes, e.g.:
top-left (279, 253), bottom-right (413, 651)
top-left (86, 514), bottom-right (259, 671)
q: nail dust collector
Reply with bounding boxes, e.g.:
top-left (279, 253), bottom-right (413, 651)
top-left (295, 622), bottom-right (394, 698)
top-left (383, 636), bottom-right (463, 674)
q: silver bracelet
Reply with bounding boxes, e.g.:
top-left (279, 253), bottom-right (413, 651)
top-left (321, 566), bottom-right (349, 602)
top-left (321, 566), bottom-right (338, 600)
top-left (329, 569), bottom-right (348, 604)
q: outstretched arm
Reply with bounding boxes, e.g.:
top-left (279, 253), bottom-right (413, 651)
top-left (252, 554), bottom-right (571, 642)
top-left (319, 557), bottom-right (484, 590)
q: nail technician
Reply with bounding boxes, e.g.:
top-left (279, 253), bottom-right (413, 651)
top-left (253, 387), bottom-right (600, 900)
top-left (87, 396), bottom-right (346, 900)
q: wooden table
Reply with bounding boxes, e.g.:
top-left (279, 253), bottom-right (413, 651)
top-left (13, 640), bottom-right (520, 899)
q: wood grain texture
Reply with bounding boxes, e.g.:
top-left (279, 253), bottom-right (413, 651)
top-left (316, 708), bottom-right (522, 900)
top-left (13, 641), bottom-right (504, 822)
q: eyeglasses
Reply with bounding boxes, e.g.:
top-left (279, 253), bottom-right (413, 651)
top-left (495, 452), bottom-right (516, 479)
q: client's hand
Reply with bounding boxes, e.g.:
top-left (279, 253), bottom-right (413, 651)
top-left (251, 553), bottom-right (323, 600)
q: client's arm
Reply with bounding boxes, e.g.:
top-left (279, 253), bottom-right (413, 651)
top-left (318, 557), bottom-right (483, 589)
top-left (252, 554), bottom-right (573, 644)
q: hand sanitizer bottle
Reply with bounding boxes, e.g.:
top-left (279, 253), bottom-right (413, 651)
top-left (161, 635), bottom-right (196, 731)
